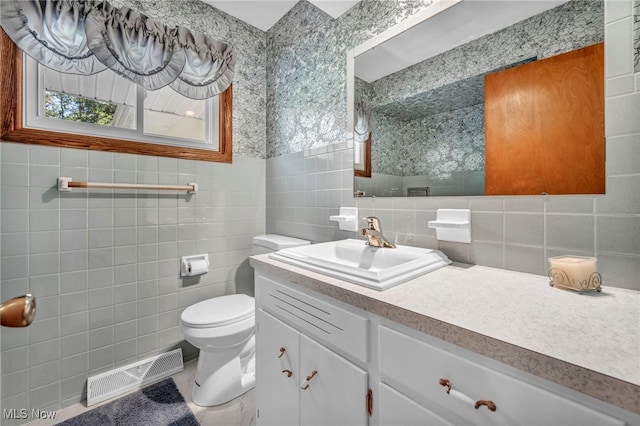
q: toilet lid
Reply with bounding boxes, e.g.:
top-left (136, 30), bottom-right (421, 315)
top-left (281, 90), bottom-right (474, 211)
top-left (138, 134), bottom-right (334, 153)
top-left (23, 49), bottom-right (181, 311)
top-left (181, 294), bottom-right (254, 328)
top-left (252, 234), bottom-right (310, 251)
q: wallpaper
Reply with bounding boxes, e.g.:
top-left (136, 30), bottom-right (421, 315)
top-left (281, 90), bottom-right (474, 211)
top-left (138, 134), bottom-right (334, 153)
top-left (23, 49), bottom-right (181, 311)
top-left (266, 0), bottom-right (603, 159)
top-left (266, 0), bottom-right (434, 158)
top-left (372, 104), bottom-right (485, 177)
top-left (110, 0), bottom-right (268, 158)
top-left (635, 0), bottom-right (640, 71)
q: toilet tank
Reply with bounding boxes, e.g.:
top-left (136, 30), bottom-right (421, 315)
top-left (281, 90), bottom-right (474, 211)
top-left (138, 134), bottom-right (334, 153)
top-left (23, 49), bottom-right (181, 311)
top-left (252, 234), bottom-right (310, 255)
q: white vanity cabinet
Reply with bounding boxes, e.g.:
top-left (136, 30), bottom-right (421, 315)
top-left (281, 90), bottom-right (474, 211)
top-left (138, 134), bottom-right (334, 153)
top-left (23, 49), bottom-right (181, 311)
top-left (255, 273), bottom-right (370, 426)
top-left (256, 309), bottom-right (369, 426)
top-left (253, 268), bottom-right (637, 426)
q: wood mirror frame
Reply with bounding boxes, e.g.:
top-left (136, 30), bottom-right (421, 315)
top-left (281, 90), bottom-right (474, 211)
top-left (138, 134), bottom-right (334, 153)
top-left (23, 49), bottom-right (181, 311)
top-left (0, 28), bottom-right (233, 163)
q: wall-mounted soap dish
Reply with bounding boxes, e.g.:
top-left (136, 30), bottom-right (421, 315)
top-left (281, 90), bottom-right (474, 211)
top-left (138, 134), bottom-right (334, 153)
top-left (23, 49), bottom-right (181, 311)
top-left (330, 207), bottom-right (358, 232)
top-left (428, 209), bottom-right (471, 243)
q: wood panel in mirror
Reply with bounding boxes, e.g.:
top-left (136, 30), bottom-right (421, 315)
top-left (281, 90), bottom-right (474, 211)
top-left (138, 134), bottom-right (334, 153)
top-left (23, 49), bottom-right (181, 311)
top-left (0, 28), bottom-right (232, 163)
top-left (485, 42), bottom-right (604, 195)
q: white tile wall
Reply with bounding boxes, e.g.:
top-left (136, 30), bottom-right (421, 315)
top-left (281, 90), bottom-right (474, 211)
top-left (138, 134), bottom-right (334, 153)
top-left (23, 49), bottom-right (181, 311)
top-left (0, 143), bottom-right (265, 421)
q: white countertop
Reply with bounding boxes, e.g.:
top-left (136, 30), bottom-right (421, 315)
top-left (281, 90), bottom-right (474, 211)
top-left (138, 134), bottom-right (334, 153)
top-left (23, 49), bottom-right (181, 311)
top-left (250, 254), bottom-right (640, 414)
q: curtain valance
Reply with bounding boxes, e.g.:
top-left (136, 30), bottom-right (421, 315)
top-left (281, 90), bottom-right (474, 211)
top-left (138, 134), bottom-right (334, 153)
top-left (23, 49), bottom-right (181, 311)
top-left (354, 100), bottom-right (375, 143)
top-left (1, 0), bottom-right (235, 99)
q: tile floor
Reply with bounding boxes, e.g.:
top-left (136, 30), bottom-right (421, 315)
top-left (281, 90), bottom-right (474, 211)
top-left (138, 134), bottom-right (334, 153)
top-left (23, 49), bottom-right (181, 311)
top-left (29, 359), bottom-right (256, 425)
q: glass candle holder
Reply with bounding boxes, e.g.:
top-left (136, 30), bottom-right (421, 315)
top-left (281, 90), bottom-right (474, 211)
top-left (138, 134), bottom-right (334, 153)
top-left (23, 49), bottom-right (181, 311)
top-left (548, 256), bottom-right (602, 292)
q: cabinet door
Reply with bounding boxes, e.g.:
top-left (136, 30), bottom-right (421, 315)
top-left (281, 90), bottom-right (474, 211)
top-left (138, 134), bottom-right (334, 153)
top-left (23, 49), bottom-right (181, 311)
top-left (256, 309), bottom-right (300, 426)
top-left (379, 384), bottom-right (454, 426)
top-left (299, 335), bottom-right (368, 426)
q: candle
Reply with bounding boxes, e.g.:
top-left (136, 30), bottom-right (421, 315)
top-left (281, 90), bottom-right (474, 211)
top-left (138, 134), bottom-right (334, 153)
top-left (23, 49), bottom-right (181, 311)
top-left (548, 256), bottom-right (600, 291)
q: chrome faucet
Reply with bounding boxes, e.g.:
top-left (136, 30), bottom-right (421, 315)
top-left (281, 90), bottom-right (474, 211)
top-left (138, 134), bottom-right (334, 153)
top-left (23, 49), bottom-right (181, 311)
top-left (361, 217), bottom-right (396, 248)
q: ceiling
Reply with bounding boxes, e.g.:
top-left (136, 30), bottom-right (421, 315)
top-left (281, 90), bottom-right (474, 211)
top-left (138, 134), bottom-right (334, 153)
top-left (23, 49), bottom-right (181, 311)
top-left (201, 0), bottom-right (360, 31)
top-left (355, 0), bottom-right (569, 83)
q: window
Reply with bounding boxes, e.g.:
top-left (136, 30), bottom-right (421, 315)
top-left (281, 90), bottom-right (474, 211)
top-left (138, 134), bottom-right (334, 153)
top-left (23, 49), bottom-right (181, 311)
top-left (353, 135), bottom-right (371, 178)
top-left (0, 30), bottom-right (232, 163)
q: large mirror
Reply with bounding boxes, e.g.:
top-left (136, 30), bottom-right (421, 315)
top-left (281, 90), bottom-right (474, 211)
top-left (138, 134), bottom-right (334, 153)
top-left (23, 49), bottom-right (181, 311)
top-left (350, 0), bottom-right (604, 197)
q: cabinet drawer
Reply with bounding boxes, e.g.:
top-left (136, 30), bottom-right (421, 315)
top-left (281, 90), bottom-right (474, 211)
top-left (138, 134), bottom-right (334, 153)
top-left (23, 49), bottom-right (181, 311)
top-left (379, 383), bottom-right (455, 426)
top-left (256, 273), bottom-right (368, 363)
top-left (379, 326), bottom-right (625, 426)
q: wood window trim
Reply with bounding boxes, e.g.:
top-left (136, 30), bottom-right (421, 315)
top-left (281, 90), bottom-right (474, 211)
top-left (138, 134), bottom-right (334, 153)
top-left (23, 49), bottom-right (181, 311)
top-left (354, 134), bottom-right (371, 178)
top-left (0, 28), bottom-right (232, 163)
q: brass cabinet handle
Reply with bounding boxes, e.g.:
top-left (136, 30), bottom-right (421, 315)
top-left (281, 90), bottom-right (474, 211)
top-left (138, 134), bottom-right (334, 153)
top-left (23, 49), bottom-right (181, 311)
top-left (305, 370), bottom-right (318, 381)
top-left (439, 378), bottom-right (497, 412)
top-left (475, 400), bottom-right (497, 412)
top-left (278, 347), bottom-right (294, 378)
top-left (301, 370), bottom-right (318, 390)
top-left (439, 378), bottom-right (451, 394)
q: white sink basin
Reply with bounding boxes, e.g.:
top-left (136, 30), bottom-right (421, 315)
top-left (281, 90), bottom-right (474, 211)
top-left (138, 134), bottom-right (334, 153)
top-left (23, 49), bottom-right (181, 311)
top-left (269, 239), bottom-right (451, 290)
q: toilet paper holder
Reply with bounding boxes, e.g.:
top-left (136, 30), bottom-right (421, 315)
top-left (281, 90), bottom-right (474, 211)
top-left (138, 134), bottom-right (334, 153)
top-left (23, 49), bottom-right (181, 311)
top-left (181, 254), bottom-right (209, 277)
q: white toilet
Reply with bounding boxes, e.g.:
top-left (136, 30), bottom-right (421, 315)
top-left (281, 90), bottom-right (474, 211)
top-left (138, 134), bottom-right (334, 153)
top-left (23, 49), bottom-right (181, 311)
top-left (180, 234), bottom-right (310, 406)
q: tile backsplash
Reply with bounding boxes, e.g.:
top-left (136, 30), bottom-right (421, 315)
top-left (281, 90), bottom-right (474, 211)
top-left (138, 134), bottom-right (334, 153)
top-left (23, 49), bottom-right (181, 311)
top-left (268, 142), bottom-right (639, 291)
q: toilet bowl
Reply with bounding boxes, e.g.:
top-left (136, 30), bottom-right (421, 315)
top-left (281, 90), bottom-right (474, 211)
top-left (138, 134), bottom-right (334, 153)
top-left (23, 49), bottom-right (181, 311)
top-left (181, 294), bottom-right (256, 406)
top-left (180, 234), bottom-right (309, 406)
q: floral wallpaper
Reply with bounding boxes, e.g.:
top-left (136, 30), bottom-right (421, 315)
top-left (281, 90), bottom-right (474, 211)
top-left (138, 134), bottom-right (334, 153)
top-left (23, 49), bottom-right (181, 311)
top-left (266, 0), bottom-right (434, 158)
top-left (635, 0), bottom-right (640, 71)
top-left (372, 104), bottom-right (485, 176)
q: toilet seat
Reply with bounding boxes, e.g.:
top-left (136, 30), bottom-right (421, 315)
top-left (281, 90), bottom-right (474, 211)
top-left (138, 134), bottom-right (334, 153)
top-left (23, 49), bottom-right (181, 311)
top-left (181, 294), bottom-right (254, 328)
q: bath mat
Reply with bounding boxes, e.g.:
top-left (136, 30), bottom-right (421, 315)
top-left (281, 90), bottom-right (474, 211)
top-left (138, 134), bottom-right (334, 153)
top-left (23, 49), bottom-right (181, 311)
top-left (56, 378), bottom-right (199, 426)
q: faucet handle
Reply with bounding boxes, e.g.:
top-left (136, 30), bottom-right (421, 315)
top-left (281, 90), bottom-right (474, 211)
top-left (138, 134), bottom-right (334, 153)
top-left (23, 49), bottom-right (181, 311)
top-left (362, 216), bottom-right (380, 230)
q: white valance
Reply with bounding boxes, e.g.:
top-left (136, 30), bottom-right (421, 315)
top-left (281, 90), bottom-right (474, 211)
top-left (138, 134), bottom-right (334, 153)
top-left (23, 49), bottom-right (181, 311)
top-left (1, 0), bottom-right (235, 99)
top-left (354, 101), bottom-right (375, 143)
